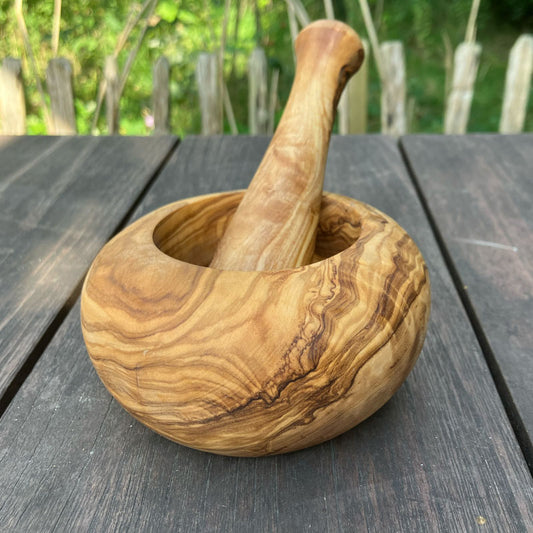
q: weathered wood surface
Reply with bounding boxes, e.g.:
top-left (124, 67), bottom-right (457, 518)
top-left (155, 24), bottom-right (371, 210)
top-left (0, 135), bottom-right (177, 407)
top-left (401, 134), bottom-right (533, 467)
top-left (0, 58), bottom-right (26, 134)
top-left (0, 136), bottom-right (532, 531)
top-left (46, 57), bottom-right (77, 135)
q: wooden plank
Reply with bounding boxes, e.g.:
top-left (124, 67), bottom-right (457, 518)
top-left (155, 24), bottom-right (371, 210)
top-left (499, 34), bottom-right (533, 133)
top-left (401, 133), bottom-right (533, 466)
top-left (46, 57), bottom-right (77, 135)
top-left (0, 58), bottom-right (26, 134)
top-left (444, 42), bottom-right (481, 134)
top-left (0, 136), bottom-right (531, 531)
top-left (0, 135), bottom-right (177, 405)
top-left (152, 56), bottom-right (170, 135)
top-left (0, 135), bottom-right (61, 178)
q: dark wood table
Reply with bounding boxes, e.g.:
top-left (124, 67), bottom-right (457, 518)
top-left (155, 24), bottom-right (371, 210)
top-left (0, 134), bottom-right (531, 532)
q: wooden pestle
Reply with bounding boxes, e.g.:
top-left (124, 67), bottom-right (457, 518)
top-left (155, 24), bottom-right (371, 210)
top-left (210, 20), bottom-right (364, 271)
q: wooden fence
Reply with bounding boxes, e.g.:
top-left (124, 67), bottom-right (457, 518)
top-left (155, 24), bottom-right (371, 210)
top-left (1, 33), bottom-right (531, 136)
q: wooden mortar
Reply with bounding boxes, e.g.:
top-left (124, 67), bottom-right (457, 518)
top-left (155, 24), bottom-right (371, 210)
top-left (81, 21), bottom-right (430, 457)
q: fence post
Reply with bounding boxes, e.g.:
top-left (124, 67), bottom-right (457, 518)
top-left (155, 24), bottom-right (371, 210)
top-left (46, 58), bottom-right (77, 135)
top-left (499, 34), bottom-right (533, 133)
top-left (268, 68), bottom-right (280, 135)
top-left (104, 55), bottom-right (120, 135)
top-left (444, 42), bottom-right (481, 134)
top-left (152, 56), bottom-right (170, 135)
top-left (196, 52), bottom-right (223, 135)
top-left (248, 47), bottom-right (269, 135)
top-left (0, 58), bottom-right (26, 134)
top-left (380, 41), bottom-right (406, 136)
top-left (338, 39), bottom-right (369, 134)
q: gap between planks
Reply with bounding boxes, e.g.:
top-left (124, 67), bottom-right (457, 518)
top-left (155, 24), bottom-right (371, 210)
top-left (0, 137), bottom-right (180, 420)
top-left (398, 138), bottom-right (533, 475)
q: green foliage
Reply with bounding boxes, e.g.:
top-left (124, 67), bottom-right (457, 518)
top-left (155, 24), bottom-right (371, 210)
top-left (345, 0), bottom-right (533, 133)
top-left (488, 0), bottom-right (533, 28)
top-left (0, 0), bottom-right (531, 135)
top-left (156, 1), bottom-right (179, 23)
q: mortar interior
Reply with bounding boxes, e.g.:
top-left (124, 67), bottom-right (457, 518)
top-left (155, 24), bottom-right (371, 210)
top-left (153, 191), bottom-right (363, 268)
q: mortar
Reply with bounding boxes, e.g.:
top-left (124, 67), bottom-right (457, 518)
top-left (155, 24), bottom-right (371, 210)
top-left (81, 20), bottom-right (430, 456)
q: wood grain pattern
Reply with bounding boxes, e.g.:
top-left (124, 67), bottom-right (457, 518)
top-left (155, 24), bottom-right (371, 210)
top-left (81, 190), bottom-right (429, 456)
top-left (0, 135), bottom-right (177, 403)
top-left (81, 22), bottom-right (429, 457)
top-left (1, 136), bottom-right (532, 531)
top-left (401, 133), bottom-right (533, 466)
top-left (210, 20), bottom-right (364, 271)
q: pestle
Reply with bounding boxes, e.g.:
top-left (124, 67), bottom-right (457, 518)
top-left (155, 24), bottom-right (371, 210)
top-left (210, 20), bottom-right (364, 271)
top-left (81, 20), bottom-right (431, 457)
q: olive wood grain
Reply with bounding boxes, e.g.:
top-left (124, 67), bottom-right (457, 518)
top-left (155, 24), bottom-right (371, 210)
top-left (81, 191), bottom-right (430, 456)
top-left (209, 20), bottom-right (364, 271)
top-left (81, 21), bottom-right (430, 456)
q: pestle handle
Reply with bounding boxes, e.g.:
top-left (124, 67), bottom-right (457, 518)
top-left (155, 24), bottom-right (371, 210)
top-left (210, 20), bottom-right (364, 271)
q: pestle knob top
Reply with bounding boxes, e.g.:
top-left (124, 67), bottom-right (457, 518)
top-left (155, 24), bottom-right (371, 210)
top-left (295, 20), bottom-right (364, 111)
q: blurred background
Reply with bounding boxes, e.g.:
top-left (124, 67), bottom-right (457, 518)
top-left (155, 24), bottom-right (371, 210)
top-left (0, 0), bottom-right (532, 136)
